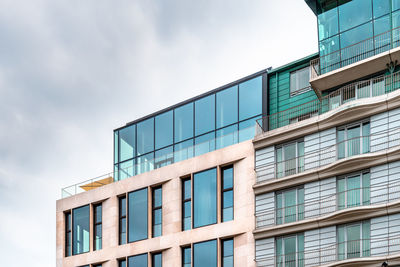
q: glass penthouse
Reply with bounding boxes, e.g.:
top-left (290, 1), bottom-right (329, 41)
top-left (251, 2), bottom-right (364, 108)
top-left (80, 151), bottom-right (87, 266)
top-left (57, 1), bottom-right (400, 267)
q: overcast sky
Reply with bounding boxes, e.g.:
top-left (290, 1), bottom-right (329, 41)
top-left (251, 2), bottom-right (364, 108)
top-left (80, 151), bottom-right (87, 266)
top-left (0, 1), bottom-right (317, 266)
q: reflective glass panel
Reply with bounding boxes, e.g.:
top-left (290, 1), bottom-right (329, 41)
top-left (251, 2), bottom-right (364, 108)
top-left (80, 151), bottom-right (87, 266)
top-left (393, 0), bottom-right (400, 11)
top-left (195, 132), bottom-right (215, 156)
top-left (223, 190), bottom-right (233, 222)
top-left (193, 168), bottom-right (217, 228)
top-left (239, 76), bottom-right (262, 121)
top-left (238, 116), bottom-right (260, 142)
top-left (114, 131), bottom-right (118, 164)
top-left (222, 167), bottom-right (233, 190)
top-left (137, 118), bottom-right (154, 155)
top-left (347, 224), bottom-right (361, 258)
top-left (175, 103), bottom-right (193, 143)
top-left (195, 94), bottom-right (215, 136)
top-left (216, 124), bottom-right (238, 150)
top-left (347, 175), bottom-right (361, 208)
top-left (339, 0), bottom-right (372, 32)
top-left (155, 110), bottom-right (173, 150)
top-left (154, 146), bottom-right (173, 169)
top-left (119, 125), bottom-right (135, 162)
top-left (373, 0), bottom-right (390, 18)
top-left (128, 254), bottom-right (148, 267)
top-left (216, 86), bottom-right (238, 128)
top-left (222, 239), bottom-right (234, 267)
top-left (318, 6), bottom-right (338, 40)
top-left (183, 201), bottom-right (191, 230)
top-left (119, 260), bottom-right (126, 267)
top-left (183, 247), bottom-right (191, 267)
top-left (136, 153), bottom-right (154, 175)
top-left (152, 253), bottom-right (162, 267)
top-left (128, 188), bottom-right (148, 242)
top-left (119, 159), bottom-right (135, 181)
top-left (193, 240), bottom-right (217, 267)
top-left (174, 139), bottom-right (194, 162)
top-left (340, 22), bottom-right (373, 48)
top-left (284, 236), bottom-right (296, 266)
top-left (72, 205), bottom-right (90, 255)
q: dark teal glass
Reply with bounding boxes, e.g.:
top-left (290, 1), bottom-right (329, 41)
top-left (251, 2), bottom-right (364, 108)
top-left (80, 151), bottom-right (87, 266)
top-left (340, 22), bottom-right (373, 63)
top-left (193, 240), bottom-right (217, 267)
top-left (318, 6), bottom-right (339, 40)
top-left (195, 132), bottom-right (215, 156)
top-left (152, 253), bottom-right (162, 267)
top-left (393, 0), bottom-right (400, 11)
top-left (155, 110), bottom-right (173, 150)
top-left (216, 124), bottom-right (238, 150)
top-left (193, 168), bottom-right (217, 228)
top-left (216, 86), bottom-right (238, 128)
top-left (373, 0), bottom-right (390, 18)
top-left (72, 205), bottom-right (90, 255)
top-left (119, 125), bottom-right (135, 162)
top-left (128, 188), bottom-right (148, 242)
top-left (222, 239), bottom-right (234, 267)
top-left (239, 76), bottom-right (262, 121)
top-left (128, 254), bottom-right (148, 267)
top-left (137, 118), bottom-right (154, 155)
top-left (195, 94), bottom-right (215, 136)
top-left (340, 22), bottom-right (373, 48)
top-left (319, 35), bottom-right (340, 56)
top-left (174, 103), bottom-right (193, 143)
top-left (374, 14), bottom-right (391, 34)
top-left (119, 260), bottom-right (126, 267)
top-left (339, 0), bottom-right (372, 32)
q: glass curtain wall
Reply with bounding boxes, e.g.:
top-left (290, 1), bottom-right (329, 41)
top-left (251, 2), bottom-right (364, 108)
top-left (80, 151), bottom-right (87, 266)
top-left (114, 76), bottom-right (263, 181)
top-left (317, 0), bottom-right (400, 74)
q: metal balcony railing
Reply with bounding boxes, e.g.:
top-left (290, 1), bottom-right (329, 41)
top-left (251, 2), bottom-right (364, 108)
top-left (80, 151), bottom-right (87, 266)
top-left (256, 127), bottom-right (400, 184)
top-left (255, 176), bottom-right (400, 229)
top-left (256, 70), bottom-right (400, 135)
top-left (256, 235), bottom-right (400, 267)
top-left (310, 26), bottom-right (400, 79)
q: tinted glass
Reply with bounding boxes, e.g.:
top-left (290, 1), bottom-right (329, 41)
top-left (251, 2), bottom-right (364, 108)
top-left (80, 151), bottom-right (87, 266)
top-left (223, 190), bottom-right (233, 222)
top-left (238, 116), bottom-right (260, 142)
top-left (195, 132), bottom-right (215, 156)
top-left (183, 247), bottom-right (191, 267)
top-left (175, 103), bottom-right (193, 143)
top-left (152, 253), bottom-right (162, 267)
top-left (155, 111), bottom-right (173, 149)
top-left (222, 167), bottom-right (233, 190)
top-left (137, 118), bottom-right (154, 155)
top-left (154, 146), bottom-right (173, 168)
top-left (183, 201), bottom-right (191, 230)
top-left (340, 22), bottom-right (373, 48)
top-left (154, 187), bottom-right (162, 207)
top-left (195, 94), bottom-right (215, 136)
top-left (216, 124), bottom-right (238, 150)
top-left (119, 260), bottom-right (126, 267)
top-left (174, 139), bottom-right (193, 162)
top-left (239, 76), bottom-right (262, 121)
top-left (394, 0), bottom-right (400, 11)
top-left (118, 159), bottom-right (135, 180)
top-left (128, 188), bottom-right (148, 242)
top-left (128, 254), bottom-right (148, 267)
top-left (339, 0), bottom-right (372, 32)
top-left (153, 209), bottom-right (162, 237)
top-left (194, 168), bottom-right (217, 228)
top-left (194, 240), bottom-right (217, 267)
top-left (374, 14), bottom-right (390, 35)
top-left (319, 35), bottom-right (340, 56)
top-left (318, 6), bottom-right (338, 40)
top-left (216, 86), bottom-right (238, 128)
top-left (95, 205), bottom-right (102, 223)
top-left (373, 0), bottom-right (390, 18)
top-left (183, 179), bottom-right (191, 199)
top-left (136, 153), bottom-right (154, 175)
top-left (119, 125), bottom-right (135, 162)
top-left (114, 131), bottom-right (118, 164)
top-left (72, 205), bottom-right (90, 255)
top-left (222, 239), bottom-right (234, 267)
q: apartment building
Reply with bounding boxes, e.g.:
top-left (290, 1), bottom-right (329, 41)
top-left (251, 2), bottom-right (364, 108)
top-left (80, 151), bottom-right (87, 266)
top-left (56, 0), bottom-right (400, 266)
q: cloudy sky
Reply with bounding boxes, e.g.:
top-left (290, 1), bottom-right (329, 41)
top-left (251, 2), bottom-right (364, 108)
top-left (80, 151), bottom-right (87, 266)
top-left (0, 1), bottom-right (317, 266)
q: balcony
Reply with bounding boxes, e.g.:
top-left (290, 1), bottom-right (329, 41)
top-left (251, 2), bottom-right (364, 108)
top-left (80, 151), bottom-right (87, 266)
top-left (310, 26), bottom-right (400, 94)
top-left (256, 69), bottom-right (400, 135)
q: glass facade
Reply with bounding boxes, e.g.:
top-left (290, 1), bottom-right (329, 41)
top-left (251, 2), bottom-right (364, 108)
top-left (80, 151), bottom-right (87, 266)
top-left (222, 239), bottom-right (234, 267)
top-left (317, 0), bottom-right (400, 74)
top-left (193, 168), bottom-right (217, 228)
top-left (128, 254), bottom-right (148, 267)
top-left (128, 188), bottom-right (148, 242)
top-left (338, 171), bottom-right (370, 210)
top-left (152, 186), bottom-right (162, 237)
top-left (338, 221), bottom-right (370, 260)
top-left (114, 75), bottom-right (263, 181)
top-left (222, 166), bottom-right (234, 222)
top-left (276, 187), bottom-right (305, 225)
top-left (94, 204), bottom-right (102, 250)
top-left (72, 205), bottom-right (90, 255)
top-left (276, 233), bottom-right (304, 267)
top-left (193, 240), bottom-right (217, 267)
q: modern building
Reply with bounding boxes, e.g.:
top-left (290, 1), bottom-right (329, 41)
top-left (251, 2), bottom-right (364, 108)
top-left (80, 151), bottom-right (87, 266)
top-left (56, 0), bottom-right (400, 266)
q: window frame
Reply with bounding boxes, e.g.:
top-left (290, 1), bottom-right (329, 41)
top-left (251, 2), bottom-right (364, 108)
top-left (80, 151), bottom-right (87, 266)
top-left (337, 220), bottom-right (370, 260)
top-left (65, 211), bottom-right (72, 257)
top-left (275, 233), bottom-right (304, 267)
top-left (337, 170), bottom-right (370, 210)
top-left (119, 196), bottom-right (127, 245)
top-left (152, 186), bottom-right (163, 238)
top-left (275, 186), bottom-right (305, 225)
top-left (337, 120), bottom-right (370, 159)
top-left (93, 203), bottom-right (102, 251)
top-left (152, 252), bottom-right (162, 267)
top-left (221, 166), bottom-right (234, 222)
top-left (221, 238), bottom-right (234, 267)
top-left (275, 139), bottom-right (305, 178)
top-left (290, 67), bottom-right (311, 96)
top-left (71, 204), bottom-right (90, 256)
top-left (182, 177), bottom-right (192, 231)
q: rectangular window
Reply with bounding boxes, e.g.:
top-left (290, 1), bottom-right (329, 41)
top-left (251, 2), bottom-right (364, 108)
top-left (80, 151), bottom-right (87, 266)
top-left (152, 252), bottom-right (162, 267)
top-left (337, 121), bottom-right (370, 159)
top-left (193, 240), bottom-right (217, 267)
top-left (119, 259), bottom-right (127, 267)
top-left (152, 186), bottom-right (162, 237)
top-left (222, 239), bottom-right (234, 267)
top-left (276, 233), bottom-right (304, 267)
top-left (72, 205), bottom-right (90, 255)
top-left (94, 204), bottom-right (102, 250)
top-left (128, 188), bottom-right (148, 242)
top-left (193, 168), bottom-right (217, 228)
top-left (119, 196), bottom-right (127, 245)
top-left (182, 178), bottom-right (192, 231)
top-left (222, 166), bottom-right (234, 222)
top-left (290, 67), bottom-right (311, 96)
top-left (128, 253), bottom-right (148, 267)
top-left (276, 187), bottom-right (304, 225)
top-left (182, 247), bottom-right (191, 267)
top-left (338, 171), bottom-right (370, 210)
top-left (65, 211), bottom-right (71, 257)
top-left (337, 221), bottom-right (370, 260)
top-left (276, 140), bottom-right (304, 178)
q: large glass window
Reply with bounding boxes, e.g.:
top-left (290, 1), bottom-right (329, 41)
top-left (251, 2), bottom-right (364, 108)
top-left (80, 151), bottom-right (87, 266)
top-left (65, 212), bottom-right (71, 257)
top-left (193, 168), bottom-right (217, 228)
top-left (276, 140), bottom-right (304, 178)
top-left (182, 247), bottom-right (191, 267)
top-left (216, 86), bottom-right (238, 128)
top-left (155, 111), bottom-right (173, 150)
top-left (222, 239), bottom-right (234, 267)
top-left (94, 204), bottom-right (102, 251)
top-left (338, 221), bottom-right (370, 260)
top-left (72, 205), bottom-right (90, 255)
top-left (290, 67), bottom-right (311, 96)
top-left (373, 0), bottom-right (390, 18)
top-left (137, 118), bottom-right (154, 156)
top-left (339, 0), bottom-right (372, 32)
top-left (318, 5), bottom-right (339, 40)
top-left (195, 94), bottom-right (215, 136)
top-left (193, 240), bottom-right (217, 267)
top-left (136, 152), bottom-right (154, 175)
top-left (174, 139), bottom-right (194, 162)
top-left (175, 103), bottom-right (194, 143)
top-left (216, 124), bottom-right (238, 150)
top-left (238, 116), bottom-right (260, 143)
top-left (276, 233), bottom-right (304, 267)
top-left (119, 196), bottom-right (127, 245)
top-left (182, 178), bottom-right (192, 231)
top-left (222, 166), bottom-right (233, 222)
top-left (276, 187), bottom-right (304, 225)
top-left (119, 125), bottom-right (136, 162)
top-left (337, 121), bottom-right (370, 159)
top-left (152, 186), bottom-right (162, 237)
top-left (128, 254), bottom-right (148, 267)
top-left (128, 188), bottom-right (148, 242)
top-left (239, 76), bottom-right (262, 121)
top-left (152, 252), bottom-right (162, 267)
top-left (338, 171), bottom-right (370, 210)
top-left (195, 132), bottom-right (215, 156)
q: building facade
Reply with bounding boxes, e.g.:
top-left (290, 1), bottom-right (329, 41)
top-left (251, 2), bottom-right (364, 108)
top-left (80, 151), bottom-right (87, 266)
top-left (56, 0), bottom-right (400, 266)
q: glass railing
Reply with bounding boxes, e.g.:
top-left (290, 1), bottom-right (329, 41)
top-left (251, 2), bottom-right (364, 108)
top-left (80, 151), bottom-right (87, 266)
top-left (61, 124), bottom-right (256, 198)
